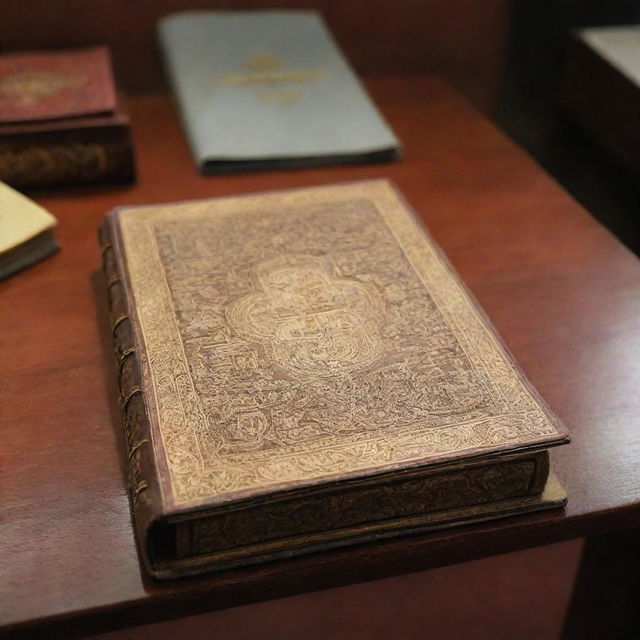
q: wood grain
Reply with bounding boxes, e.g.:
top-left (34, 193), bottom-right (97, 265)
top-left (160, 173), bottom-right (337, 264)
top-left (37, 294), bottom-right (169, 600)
top-left (2, 76), bottom-right (640, 638)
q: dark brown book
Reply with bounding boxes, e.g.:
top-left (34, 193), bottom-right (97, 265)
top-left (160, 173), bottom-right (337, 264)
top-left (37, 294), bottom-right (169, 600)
top-left (0, 46), bottom-right (135, 189)
top-left (99, 180), bottom-right (569, 579)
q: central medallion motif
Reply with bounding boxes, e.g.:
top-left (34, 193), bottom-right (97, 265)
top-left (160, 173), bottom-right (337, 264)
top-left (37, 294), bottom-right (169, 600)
top-left (0, 71), bottom-right (83, 106)
top-left (225, 254), bottom-right (385, 378)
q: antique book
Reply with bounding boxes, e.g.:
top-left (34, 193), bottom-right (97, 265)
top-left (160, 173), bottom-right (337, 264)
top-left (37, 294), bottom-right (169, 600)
top-left (0, 180), bottom-right (57, 279)
top-left (561, 26), bottom-right (640, 177)
top-left (99, 180), bottom-right (568, 579)
top-left (158, 11), bottom-right (400, 173)
top-left (0, 46), bottom-right (135, 189)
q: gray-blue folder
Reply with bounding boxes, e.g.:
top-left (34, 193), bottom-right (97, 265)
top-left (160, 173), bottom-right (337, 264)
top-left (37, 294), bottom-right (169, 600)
top-left (158, 11), bottom-right (401, 173)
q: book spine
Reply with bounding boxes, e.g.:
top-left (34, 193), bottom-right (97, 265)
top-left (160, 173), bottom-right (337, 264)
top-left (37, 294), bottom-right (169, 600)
top-left (0, 137), bottom-right (135, 189)
top-left (98, 221), bottom-right (152, 514)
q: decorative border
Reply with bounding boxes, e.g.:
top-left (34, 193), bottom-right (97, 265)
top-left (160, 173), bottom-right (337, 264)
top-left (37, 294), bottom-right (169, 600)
top-left (116, 181), bottom-right (564, 507)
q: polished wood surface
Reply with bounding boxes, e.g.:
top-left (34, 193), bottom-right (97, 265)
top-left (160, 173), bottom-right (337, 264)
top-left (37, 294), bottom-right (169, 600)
top-left (91, 540), bottom-right (583, 640)
top-left (0, 0), bottom-right (508, 111)
top-left (2, 76), bottom-right (640, 638)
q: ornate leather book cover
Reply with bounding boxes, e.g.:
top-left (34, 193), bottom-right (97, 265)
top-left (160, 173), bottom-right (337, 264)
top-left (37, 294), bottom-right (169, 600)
top-left (158, 11), bottom-right (400, 173)
top-left (0, 47), bottom-right (134, 189)
top-left (99, 180), bottom-right (568, 579)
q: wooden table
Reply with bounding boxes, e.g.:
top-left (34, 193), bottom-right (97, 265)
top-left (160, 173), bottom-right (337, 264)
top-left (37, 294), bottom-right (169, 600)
top-left (2, 76), bottom-right (640, 639)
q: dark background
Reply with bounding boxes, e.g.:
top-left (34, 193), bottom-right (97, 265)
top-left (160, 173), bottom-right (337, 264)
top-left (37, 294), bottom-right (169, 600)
top-left (496, 0), bottom-right (640, 255)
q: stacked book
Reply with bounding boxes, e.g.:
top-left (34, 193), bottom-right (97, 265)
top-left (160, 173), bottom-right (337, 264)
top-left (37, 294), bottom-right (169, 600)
top-left (0, 46), bottom-right (135, 189)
